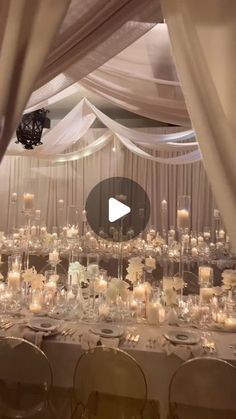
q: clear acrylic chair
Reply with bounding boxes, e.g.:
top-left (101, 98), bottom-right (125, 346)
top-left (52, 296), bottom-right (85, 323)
top-left (168, 357), bottom-right (236, 419)
top-left (72, 346), bottom-right (147, 419)
top-left (0, 337), bottom-right (53, 418)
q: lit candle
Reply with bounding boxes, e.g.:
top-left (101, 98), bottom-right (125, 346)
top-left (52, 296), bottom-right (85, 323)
top-left (19, 228), bottom-right (24, 236)
top-left (11, 192), bottom-right (17, 202)
top-left (145, 257), bottom-right (156, 269)
top-left (147, 302), bottom-right (160, 326)
top-left (8, 271), bottom-right (20, 291)
top-left (191, 247), bottom-right (198, 257)
top-left (161, 200), bottom-right (167, 210)
top-left (191, 237), bottom-right (197, 247)
top-left (23, 193), bottom-right (34, 210)
top-left (49, 250), bottom-right (59, 262)
top-left (29, 303), bottom-right (42, 314)
top-left (198, 235), bottom-right (204, 244)
top-left (199, 266), bottom-right (213, 283)
top-left (58, 199), bottom-right (64, 208)
top-left (214, 209), bottom-right (220, 218)
top-left (203, 232), bottom-right (211, 239)
top-left (96, 278), bottom-right (107, 293)
top-left (133, 284), bottom-right (146, 301)
top-left (82, 209), bottom-right (87, 222)
top-left (225, 317), bottom-right (236, 331)
top-left (177, 209), bottom-right (189, 230)
top-left (169, 229), bottom-right (175, 236)
top-left (200, 287), bottom-right (213, 304)
top-left (219, 229), bottom-right (225, 239)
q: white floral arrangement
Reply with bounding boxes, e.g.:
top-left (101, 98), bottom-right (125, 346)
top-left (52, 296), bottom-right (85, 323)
top-left (162, 276), bottom-right (185, 307)
top-left (68, 261), bottom-right (87, 286)
top-left (222, 269), bottom-right (236, 289)
top-left (126, 257), bottom-right (144, 283)
top-left (106, 278), bottom-right (129, 302)
top-left (22, 267), bottom-right (45, 289)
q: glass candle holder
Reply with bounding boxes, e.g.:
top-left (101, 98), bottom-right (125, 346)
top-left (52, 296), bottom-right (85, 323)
top-left (199, 266), bottom-right (213, 286)
top-left (177, 195), bottom-right (191, 231)
top-left (8, 254), bottom-right (22, 272)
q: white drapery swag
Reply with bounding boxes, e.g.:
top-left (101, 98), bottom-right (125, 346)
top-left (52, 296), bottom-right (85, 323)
top-left (161, 0), bottom-right (236, 249)
top-left (26, 0), bottom-right (163, 111)
top-left (0, 0), bottom-right (71, 162)
top-left (26, 24), bottom-right (190, 127)
top-left (7, 99), bottom-right (201, 165)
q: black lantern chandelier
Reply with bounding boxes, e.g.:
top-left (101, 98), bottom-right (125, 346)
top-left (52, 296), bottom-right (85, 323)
top-left (16, 108), bottom-right (50, 150)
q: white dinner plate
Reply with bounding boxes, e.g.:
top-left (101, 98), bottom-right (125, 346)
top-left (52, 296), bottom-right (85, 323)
top-left (90, 325), bottom-right (124, 338)
top-left (28, 317), bottom-right (60, 332)
top-left (164, 329), bottom-right (200, 345)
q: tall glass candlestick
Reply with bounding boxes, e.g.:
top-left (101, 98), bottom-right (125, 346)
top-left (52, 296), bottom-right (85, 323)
top-left (213, 208), bottom-right (220, 243)
top-left (177, 196), bottom-right (191, 281)
top-left (11, 192), bottom-right (18, 232)
top-left (161, 199), bottom-right (168, 244)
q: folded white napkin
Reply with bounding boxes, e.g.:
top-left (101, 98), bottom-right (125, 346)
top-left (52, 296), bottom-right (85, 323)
top-left (80, 331), bottom-right (119, 350)
top-left (158, 335), bottom-right (204, 361)
top-left (23, 329), bottom-right (47, 347)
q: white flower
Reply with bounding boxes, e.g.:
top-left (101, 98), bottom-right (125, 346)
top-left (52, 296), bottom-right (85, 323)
top-left (173, 277), bottom-right (185, 291)
top-left (164, 288), bottom-right (177, 306)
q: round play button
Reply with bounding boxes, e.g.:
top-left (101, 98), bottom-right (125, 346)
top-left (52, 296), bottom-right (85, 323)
top-left (85, 177), bottom-right (150, 242)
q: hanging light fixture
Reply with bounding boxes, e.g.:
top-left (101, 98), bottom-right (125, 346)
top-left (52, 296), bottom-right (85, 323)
top-left (16, 108), bottom-right (50, 150)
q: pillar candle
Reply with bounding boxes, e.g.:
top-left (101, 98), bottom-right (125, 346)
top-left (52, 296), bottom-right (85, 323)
top-left (199, 266), bottom-right (213, 283)
top-left (133, 284), bottom-right (146, 301)
top-left (8, 271), bottom-right (20, 291)
top-left (49, 250), bottom-right (59, 262)
top-left (23, 193), bottom-right (34, 210)
top-left (147, 303), bottom-right (160, 326)
top-left (11, 192), bottom-right (17, 202)
top-left (177, 209), bottom-right (189, 230)
top-left (161, 200), bottom-right (167, 210)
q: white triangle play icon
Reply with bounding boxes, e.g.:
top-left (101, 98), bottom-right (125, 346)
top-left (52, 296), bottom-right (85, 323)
top-left (108, 197), bottom-right (131, 222)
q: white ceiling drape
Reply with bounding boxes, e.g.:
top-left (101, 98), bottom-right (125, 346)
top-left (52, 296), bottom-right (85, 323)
top-left (26, 24), bottom-right (190, 127)
top-left (7, 99), bottom-right (200, 164)
top-left (27, 1), bottom-right (163, 111)
top-left (162, 0), bottom-right (236, 249)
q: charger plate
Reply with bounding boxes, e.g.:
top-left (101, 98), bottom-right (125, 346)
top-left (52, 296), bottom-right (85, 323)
top-left (28, 317), bottom-right (60, 332)
top-left (164, 329), bottom-right (200, 345)
top-left (90, 325), bottom-right (124, 338)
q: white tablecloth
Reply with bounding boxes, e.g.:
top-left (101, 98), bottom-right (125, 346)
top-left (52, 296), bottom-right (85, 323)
top-left (36, 323), bottom-right (236, 418)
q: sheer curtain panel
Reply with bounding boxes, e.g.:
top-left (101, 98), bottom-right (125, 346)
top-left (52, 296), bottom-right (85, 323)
top-left (161, 0), bottom-right (236, 249)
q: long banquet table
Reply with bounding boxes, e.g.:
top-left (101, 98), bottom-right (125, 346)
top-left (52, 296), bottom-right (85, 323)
top-left (15, 322), bottom-right (236, 419)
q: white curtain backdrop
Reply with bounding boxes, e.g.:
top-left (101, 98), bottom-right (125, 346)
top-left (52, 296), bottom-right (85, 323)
top-left (0, 128), bottom-right (217, 235)
top-left (162, 0), bottom-right (236, 249)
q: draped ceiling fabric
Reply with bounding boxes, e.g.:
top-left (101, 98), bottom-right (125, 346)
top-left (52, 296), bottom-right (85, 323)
top-left (0, 128), bottom-right (217, 234)
top-left (161, 0), bottom-right (236, 250)
top-left (0, 0), bottom-right (162, 162)
top-left (26, 24), bottom-right (190, 127)
top-left (0, 0), bottom-right (71, 163)
top-left (7, 99), bottom-right (200, 164)
top-left (27, 0), bottom-right (163, 111)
